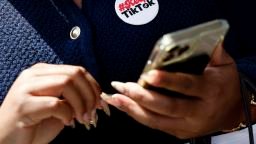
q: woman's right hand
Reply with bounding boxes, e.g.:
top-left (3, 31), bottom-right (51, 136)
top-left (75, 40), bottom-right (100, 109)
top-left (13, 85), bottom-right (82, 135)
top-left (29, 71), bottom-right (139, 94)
top-left (0, 63), bottom-right (101, 144)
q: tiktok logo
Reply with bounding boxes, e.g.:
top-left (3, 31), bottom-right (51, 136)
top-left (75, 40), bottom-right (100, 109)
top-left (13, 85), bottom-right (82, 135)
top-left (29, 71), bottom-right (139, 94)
top-left (115, 0), bottom-right (159, 25)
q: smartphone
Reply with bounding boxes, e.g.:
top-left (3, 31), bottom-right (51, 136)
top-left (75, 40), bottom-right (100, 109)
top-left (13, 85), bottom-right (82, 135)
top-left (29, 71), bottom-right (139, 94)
top-left (138, 19), bottom-right (230, 93)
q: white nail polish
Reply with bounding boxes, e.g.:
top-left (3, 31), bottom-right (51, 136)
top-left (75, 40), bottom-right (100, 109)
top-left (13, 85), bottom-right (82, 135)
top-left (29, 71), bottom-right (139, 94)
top-left (70, 120), bottom-right (76, 128)
top-left (100, 92), bottom-right (111, 100)
top-left (90, 110), bottom-right (97, 128)
top-left (84, 123), bottom-right (91, 130)
top-left (100, 100), bottom-right (111, 117)
top-left (111, 81), bottom-right (125, 93)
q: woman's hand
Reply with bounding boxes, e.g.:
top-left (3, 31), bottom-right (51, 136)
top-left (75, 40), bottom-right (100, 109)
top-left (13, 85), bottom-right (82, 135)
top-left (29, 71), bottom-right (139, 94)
top-left (0, 63), bottom-right (101, 144)
top-left (102, 46), bottom-right (244, 139)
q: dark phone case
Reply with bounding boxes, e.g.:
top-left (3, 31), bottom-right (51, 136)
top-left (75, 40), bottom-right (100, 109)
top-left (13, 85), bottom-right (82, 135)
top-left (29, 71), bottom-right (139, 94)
top-left (142, 54), bottom-right (210, 98)
top-left (139, 19), bottom-right (229, 97)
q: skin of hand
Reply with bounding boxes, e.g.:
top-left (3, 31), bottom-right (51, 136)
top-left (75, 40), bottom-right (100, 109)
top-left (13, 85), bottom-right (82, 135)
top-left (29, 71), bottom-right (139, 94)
top-left (102, 45), bottom-right (244, 139)
top-left (0, 63), bottom-right (101, 144)
top-left (73, 0), bottom-right (82, 9)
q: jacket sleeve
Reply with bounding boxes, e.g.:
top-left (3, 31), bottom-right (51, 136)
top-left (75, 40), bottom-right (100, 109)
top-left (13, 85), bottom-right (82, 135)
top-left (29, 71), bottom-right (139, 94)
top-left (0, 0), bottom-right (62, 103)
top-left (237, 57), bottom-right (256, 84)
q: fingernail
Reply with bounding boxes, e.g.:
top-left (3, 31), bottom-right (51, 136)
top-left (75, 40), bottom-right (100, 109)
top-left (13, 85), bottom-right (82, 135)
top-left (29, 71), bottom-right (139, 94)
top-left (145, 70), bottom-right (157, 77)
top-left (100, 99), bottom-right (111, 117)
top-left (70, 120), bottom-right (76, 128)
top-left (137, 78), bottom-right (147, 87)
top-left (93, 113), bottom-right (99, 128)
top-left (90, 110), bottom-right (97, 128)
top-left (100, 92), bottom-right (112, 100)
top-left (83, 112), bottom-right (91, 130)
top-left (140, 74), bottom-right (148, 81)
top-left (111, 81), bottom-right (125, 93)
top-left (101, 93), bottom-right (121, 109)
top-left (84, 123), bottom-right (91, 130)
top-left (140, 70), bottom-right (158, 84)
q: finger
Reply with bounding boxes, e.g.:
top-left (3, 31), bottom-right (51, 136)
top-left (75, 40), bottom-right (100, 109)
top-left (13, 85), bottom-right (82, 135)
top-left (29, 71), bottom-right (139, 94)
top-left (209, 44), bottom-right (234, 66)
top-left (24, 75), bottom-right (91, 124)
top-left (24, 75), bottom-right (77, 96)
top-left (139, 70), bottom-right (206, 97)
top-left (30, 63), bottom-right (101, 100)
top-left (28, 64), bottom-right (98, 115)
top-left (84, 72), bottom-right (101, 108)
top-left (28, 63), bottom-right (87, 77)
top-left (17, 96), bottom-right (73, 128)
top-left (110, 82), bottom-right (200, 117)
top-left (102, 94), bottom-right (190, 138)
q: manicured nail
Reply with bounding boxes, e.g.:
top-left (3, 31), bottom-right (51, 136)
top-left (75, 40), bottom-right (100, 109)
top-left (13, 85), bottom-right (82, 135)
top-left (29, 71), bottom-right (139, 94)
top-left (91, 113), bottom-right (99, 128)
top-left (100, 99), bottom-right (111, 117)
top-left (84, 123), bottom-right (91, 130)
top-left (140, 74), bottom-right (148, 80)
top-left (84, 112), bottom-right (92, 130)
top-left (90, 110), bottom-right (97, 128)
top-left (70, 120), bottom-right (76, 128)
top-left (111, 81), bottom-right (125, 93)
top-left (137, 78), bottom-right (147, 87)
top-left (148, 70), bottom-right (158, 75)
top-left (143, 70), bottom-right (157, 78)
top-left (100, 92), bottom-right (112, 100)
top-left (140, 70), bottom-right (158, 85)
top-left (90, 119), bottom-right (97, 128)
top-left (101, 92), bottom-right (121, 109)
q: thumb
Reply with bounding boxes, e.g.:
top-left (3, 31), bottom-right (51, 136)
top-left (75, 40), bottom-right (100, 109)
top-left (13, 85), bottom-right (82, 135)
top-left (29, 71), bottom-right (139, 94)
top-left (209, 43), bottom-right (234, 66)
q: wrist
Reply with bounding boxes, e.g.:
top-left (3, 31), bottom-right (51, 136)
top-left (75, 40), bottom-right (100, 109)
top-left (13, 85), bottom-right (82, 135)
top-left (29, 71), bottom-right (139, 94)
top-left (249, 93), bottom-right (256, 123)
top-left (222, 73), bottom-right (256, 133)
top-left (0, 108), bottom-right (19, 144)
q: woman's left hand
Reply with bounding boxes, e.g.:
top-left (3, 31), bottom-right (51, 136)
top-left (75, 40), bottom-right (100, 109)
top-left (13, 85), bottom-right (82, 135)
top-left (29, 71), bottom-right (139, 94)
top-left (102, 46), bottom-right (244, 139)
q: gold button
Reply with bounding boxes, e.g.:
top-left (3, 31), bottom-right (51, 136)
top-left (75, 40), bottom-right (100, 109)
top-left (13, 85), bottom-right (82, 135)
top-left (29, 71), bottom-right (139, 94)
top-left (70, 26), bottom-right (81, 40)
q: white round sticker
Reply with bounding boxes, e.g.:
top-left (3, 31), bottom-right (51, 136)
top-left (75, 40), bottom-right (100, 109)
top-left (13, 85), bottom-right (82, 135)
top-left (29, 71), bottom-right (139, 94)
top-left (115, 0), bottom-right (159, 25)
